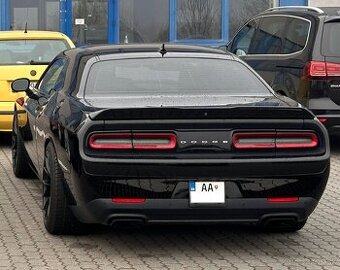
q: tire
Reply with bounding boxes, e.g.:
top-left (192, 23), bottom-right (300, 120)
top-left (12, 114), bottom-right (34, 178)
top-left (43, 142), bottom-right (84, 235)
top-left (261, 219), bottom-right (307, 233)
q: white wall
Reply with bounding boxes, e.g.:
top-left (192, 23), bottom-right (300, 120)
top-left (309, 0), bottom-right (340, 7)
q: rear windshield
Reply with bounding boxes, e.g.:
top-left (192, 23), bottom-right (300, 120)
top-left (322, 22), bottom-right (340, 57)
top-left (85, 58), bottom-right (270, 97)
top-left (0, 39), bottom-right (69, 65)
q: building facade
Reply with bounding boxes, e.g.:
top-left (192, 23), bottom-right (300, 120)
top-left (0, 0), bottom-right (310, 46)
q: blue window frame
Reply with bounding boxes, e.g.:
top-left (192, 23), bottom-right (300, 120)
top-left (0, 0), bottom-right (10, 31)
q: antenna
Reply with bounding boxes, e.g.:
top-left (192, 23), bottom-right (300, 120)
top-left (24, 8), bottom-right (28, 33)
top-left (160, 43), bottom-right (167, 57)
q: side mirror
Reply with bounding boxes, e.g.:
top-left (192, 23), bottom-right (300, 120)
top-left (236, 49), bottom-right (247, 57)
top-left (12, 78), bottom-right (30, 92)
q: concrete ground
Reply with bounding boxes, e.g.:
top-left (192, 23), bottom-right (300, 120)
top-left (0, 134), bottom-right (339, 270)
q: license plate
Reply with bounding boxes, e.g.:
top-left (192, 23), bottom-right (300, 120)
top-left (189, 181), bottom-right (225, 204)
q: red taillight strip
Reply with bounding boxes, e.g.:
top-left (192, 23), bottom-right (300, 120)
top-left (133, 133), bottom-right (177, 150)
top-left (88, 133), bottom-right (177, 150)
top-left (233, 132), bottom-right (318, 150)
top-left (267, 197), bottom-right (299, 203)
top-left (276, 132), bottom-right (318, 149)
top-left (112, 198), bottom-right (146, 204)
top-left (89, 133), bottom-right (132, 149)
top-left (233, 132), bottom-right (276, 149)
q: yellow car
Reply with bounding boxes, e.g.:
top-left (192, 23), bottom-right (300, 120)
top-left (0, 31), bottom-right (75, 132)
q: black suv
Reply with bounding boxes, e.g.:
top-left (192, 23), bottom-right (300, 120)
top-left (224, 6), bottom-right (340, 135)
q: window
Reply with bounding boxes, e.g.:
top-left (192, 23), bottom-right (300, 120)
top-left (10, 0), bottom-right (59, 31)
top-left (322, 22), bottom-right (340, 57)
top-left (85, 58), bottom-right (270, 97)
top-left (0, 40), bottom-right (69, 65)
top-left (177, 0), bottom-right (221, 40)
top-left (282, 18), bottom-right (310, 54)
top-left (250, 16), bottom-right (287, 54)
top-left (120, 0), bottom-right (169, 43)
top-left (38, 58), bottom-right (67, 96)
top-left (230, 19), bottom-right (258, 54)
top-left (72, 0), bottom-right (108, 45)
top-left (230, 0), bottom-right (273, 38)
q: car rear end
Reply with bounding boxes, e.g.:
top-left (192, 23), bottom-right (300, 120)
top-left (0, 31), bottom-right (74, 131)
top-left (304, 14), bottom-right (340, 134)
top-left (70, 52), bottom-right (330, 229)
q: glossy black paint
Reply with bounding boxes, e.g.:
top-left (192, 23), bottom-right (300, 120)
top-left (225, 8), bottom-right (340, 134)
top-left (14, 44), bottom-right (330, 226)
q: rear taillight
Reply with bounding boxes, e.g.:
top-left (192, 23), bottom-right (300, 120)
top-left (233, 132), bottom-right (318, 149)
top-left (133, 133), bottom-right (177, 150)
top-left (304, 61), bottom-right (340, 79)
top-left (88, 133), bottom-right (177, 150)
top-left (89, 133), bottom-right (132, 149)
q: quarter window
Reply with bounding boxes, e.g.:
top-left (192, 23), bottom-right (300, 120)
top-left (282, 18), bottom-right (310, 54)
top-left (230, 19), bottom-right (258, 54)
top-left (38, 58), bottom-right (67, 96)
top-left (251, 16), bottom-right (287, 54)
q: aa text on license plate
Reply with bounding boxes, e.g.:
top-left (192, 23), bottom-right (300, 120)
top-left (189, 181), bottom-right (225, 204)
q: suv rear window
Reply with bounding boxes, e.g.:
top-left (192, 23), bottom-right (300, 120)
top-left (322, 22), bottom-right (340, 57)
top-left (0, 40), bottom-right (69, 65)
top-left (85, 58), bottom-right (270, 97)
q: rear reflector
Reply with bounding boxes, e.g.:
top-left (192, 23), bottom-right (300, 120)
top-left (233, 132), bottom-right (318, 149)
top-left (267, 197), bottom-right (299, 203)
top-left (318, 117), bottom-right (328, 123)
top-left (112, 198), bottom-right (146, 204)
top-left (89, 133), bottom-right (177, 150)
top-left (304, 61), bottom-right (340, 78)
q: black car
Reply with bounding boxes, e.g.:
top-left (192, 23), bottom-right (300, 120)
top-left (11, 44), bottom-right (329, 235)
top-left (224, 6), bottom-right (340, 135)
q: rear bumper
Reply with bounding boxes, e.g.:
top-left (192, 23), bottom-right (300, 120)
top-left (0, 102), bottom-right (26, 132)
top-left (71, 197), bottom-right (318, 226)
top-left (313, 114), bottom-right (340, 135)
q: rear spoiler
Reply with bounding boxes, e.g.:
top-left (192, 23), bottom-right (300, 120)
top-left (88, 107), bottom-right (315, 121)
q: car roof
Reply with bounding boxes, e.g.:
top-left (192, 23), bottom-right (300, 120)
top-left (63, 44), bottom-right (234, 60)
top-left (0, 30), bottom-right (72, 40)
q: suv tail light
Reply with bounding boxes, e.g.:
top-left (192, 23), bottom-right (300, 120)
top-left (88, 133), bottom-right (177, 150)
top-left (233, 132), bottom-right (318, 149)
top-left (304, 61), bottom-right (340, 79)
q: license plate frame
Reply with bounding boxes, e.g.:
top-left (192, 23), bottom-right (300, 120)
top-left (189, 181), bottom-right (225, 205)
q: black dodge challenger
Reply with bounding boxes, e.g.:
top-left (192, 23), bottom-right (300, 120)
top-left (11, 44), bottom-right (330, 235)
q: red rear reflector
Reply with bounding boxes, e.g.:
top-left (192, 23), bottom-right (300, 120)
top-left (112, 198), bottom-right (146, 204)
top-left (133, 133), bottom-right (177, 150)
top-left (318, 117), bottom-right (328, 123)
top-left (16, 97), bottom-right (25, 107)
top-left (233, 132), bottom-right (318, 149)
top-left (88, 133), bottom-right (177, 150)
top-left (304, 61), bottom-right (340, 78)
top-left (267, 197), bottom-right (299, 203)
top-left (89, 133), bottom-right (132, 149)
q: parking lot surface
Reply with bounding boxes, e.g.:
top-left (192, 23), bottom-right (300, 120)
top-left (0, 134), bottom-right (339, 270)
